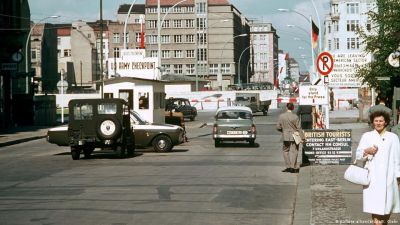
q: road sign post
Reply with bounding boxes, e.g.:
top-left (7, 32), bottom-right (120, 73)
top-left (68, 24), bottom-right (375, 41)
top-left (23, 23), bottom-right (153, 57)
top-left (316, 52), bottom-right (334, 129)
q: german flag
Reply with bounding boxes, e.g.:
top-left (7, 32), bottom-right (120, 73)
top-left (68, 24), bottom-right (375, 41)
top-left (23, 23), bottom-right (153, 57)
top-left (312, 20), bottom-right (319, 49)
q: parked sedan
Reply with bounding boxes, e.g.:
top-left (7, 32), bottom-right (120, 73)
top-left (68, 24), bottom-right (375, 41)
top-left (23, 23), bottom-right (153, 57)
top-left (47, 111), bottom-right (185, 152)
top-left (165, 98), bottom-right (197, 121)
top-left (212, 106), bottom-right (256, 147)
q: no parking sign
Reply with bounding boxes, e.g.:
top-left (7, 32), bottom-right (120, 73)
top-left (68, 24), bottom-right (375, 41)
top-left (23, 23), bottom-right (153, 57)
top-left (316, 52), bottom-right (334, 76)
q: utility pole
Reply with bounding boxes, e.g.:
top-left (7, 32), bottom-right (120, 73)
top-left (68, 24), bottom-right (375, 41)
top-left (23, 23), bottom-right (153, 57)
top-left (100, 0), bottom-right (104, 98)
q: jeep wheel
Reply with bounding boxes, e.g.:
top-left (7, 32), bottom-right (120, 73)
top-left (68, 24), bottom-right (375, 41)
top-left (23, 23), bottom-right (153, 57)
top-left (115, 145), bottom-right (126, 158)
top-left (152, 135), bottom-right (172, 152)
top-left (97, 118), bottom-right (121, 140)
top-left (249, 139), bottom-right (255, 146)
top-left (71, 147), bottom-right (81, 160)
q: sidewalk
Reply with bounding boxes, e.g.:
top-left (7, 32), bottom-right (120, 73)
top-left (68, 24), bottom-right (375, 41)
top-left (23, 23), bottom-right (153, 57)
top-left (294, 109), bottom-right (400, 225)
top-left (0, 126), bottom-right (50, 147)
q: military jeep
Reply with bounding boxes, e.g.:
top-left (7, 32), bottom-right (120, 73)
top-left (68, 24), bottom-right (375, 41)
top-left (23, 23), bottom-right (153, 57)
top-left (68, 98), bottom-right (135, 160)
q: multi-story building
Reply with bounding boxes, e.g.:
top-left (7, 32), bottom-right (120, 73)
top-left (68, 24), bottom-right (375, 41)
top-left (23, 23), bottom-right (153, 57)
top-left (249, 22), bottom-right (279, 85)
top-left (31, 23), bottom-right (58, 93)
top-left (288, 58), bottom-right (300, 83)
top-left (144, 0), bottom-right (250, 90)
top-left (324, 0), bottom-right (376, 87)
top-left (0, 0), bottom-right (32, 129)
top-left (56, 24), bottom-right (74, 88)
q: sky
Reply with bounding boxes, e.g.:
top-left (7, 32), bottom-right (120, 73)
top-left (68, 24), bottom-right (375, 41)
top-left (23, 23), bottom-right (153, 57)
top-left (28, 0), bottom-right (331, 70)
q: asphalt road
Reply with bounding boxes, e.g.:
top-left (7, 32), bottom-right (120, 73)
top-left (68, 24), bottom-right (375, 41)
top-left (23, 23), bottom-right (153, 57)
top-left (0, 108), bottom-right (299, 225)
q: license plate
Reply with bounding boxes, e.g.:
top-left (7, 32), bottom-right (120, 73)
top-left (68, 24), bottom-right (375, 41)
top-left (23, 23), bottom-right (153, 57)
top-left (227, 130), bottom-right (247, 135)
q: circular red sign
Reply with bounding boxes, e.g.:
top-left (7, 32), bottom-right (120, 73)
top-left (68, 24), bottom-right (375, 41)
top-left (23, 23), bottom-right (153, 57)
top-left (316, 52), bottom-right (334, 76)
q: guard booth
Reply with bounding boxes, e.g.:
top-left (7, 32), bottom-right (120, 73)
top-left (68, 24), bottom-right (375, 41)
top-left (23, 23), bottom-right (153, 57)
top-left (104, 77), bottom-right (167, 123)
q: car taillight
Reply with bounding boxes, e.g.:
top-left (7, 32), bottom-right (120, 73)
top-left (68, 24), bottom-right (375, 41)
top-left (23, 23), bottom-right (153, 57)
top-left (213, 124), bottom-right (218, 134)
top-left (251, 124), bottom-right (256, 134)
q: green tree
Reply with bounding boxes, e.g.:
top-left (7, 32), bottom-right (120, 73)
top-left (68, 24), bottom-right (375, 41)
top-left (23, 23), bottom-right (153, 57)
top-left (356, 0), bottom-right (400, 95)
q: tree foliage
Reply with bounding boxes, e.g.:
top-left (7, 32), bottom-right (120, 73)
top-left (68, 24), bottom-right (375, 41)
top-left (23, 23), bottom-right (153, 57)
top-left (356, 0), bottom-right (400, 93)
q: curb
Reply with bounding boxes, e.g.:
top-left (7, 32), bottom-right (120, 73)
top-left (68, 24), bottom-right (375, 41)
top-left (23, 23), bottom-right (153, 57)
top-left (0, 135), bottom-right (47, 148)
top-left (293, 166), bottom-right (312, 225)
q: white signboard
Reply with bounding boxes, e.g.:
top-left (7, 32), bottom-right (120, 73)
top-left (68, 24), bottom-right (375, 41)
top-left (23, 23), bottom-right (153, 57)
top-left (329, 53), bottom-right (371, 87)
top-left (108, 49), bottom-right (159, 80)
top-left (299, 85), bottom-right (328, 105)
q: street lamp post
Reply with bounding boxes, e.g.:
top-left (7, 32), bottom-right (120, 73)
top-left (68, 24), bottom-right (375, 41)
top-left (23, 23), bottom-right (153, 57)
top-left (157, 0), bottom-right (188, 80)
top-left (218, 33), bottom-right (248, 91)
top-left (25, 15), bottom-right (59, 95)
top-left (238, 46), bottom-right (251, 85)
top-left (123, 0), bottom-right (139, 50)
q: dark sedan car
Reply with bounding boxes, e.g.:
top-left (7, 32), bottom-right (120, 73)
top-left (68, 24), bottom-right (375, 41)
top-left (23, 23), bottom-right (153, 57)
top-left (47, 111), bottom-right (185, 153)
top-left (165, 98), bottom-right (197, 121)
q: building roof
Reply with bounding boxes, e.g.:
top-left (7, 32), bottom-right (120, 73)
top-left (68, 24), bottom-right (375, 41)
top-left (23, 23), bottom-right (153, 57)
top-left (118, 4), bottom-right (146, 14)
top-left (145, 0), bottom-right (229, 6)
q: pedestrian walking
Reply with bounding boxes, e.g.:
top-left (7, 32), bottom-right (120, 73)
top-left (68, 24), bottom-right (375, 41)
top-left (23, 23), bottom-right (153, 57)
top-left (329, 88), bottom-right (335, 111)
top-left (277, 103), bottom-right (303, 173)
top-left (297, 104), bottom-right (313, 166)
top-left (356, 110), bottom-right (400, 225)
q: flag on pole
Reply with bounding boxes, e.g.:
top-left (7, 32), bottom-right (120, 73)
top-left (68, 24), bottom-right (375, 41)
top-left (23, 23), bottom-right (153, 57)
top-left (312, 20), bottom-right (319, 49)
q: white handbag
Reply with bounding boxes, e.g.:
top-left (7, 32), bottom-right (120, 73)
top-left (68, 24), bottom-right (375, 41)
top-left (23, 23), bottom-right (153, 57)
top-left (344, 158), bottom-right (371, 186)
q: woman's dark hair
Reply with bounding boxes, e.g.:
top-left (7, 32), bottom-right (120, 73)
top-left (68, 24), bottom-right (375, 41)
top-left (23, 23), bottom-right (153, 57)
top-left (287, 102), bottom-right (294, 110)
top-left (369, 110), bottom-right (390, 126)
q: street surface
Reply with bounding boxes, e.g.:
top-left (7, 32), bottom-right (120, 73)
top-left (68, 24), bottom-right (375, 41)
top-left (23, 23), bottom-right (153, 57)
top-left (0, 108), bottom-right (298, 225)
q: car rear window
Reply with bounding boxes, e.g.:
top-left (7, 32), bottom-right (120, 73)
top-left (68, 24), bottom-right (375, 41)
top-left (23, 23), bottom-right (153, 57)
top-left (98, 103), bottom-right (117, 114)
top-left (217, 111), bottom-right (252, 120)
top-left (73, 104), bottom-right (93, 120)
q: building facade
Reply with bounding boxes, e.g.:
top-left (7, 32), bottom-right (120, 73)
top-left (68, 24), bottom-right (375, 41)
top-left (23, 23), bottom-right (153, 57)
top-left (144, 0), bottom-right (250, 90)
top-left (0, 0), bottom-right (32, 129)
top-left (324, 0), bottom-right (376, 87)
top-left (249, 22), bottom-right (279, 85)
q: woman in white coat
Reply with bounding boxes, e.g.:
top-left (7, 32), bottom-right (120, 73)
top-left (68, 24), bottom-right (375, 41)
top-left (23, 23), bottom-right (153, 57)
top-left (356, 110), bottom-right (400, 225)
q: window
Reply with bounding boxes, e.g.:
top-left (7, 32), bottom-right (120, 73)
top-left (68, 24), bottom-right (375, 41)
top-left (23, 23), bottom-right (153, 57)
top-left (161, 35), bottom-right (170, 43)
top-left (174, 64), bottom-right (183, 74)
top-left (162, 50), bottom-right (170, 58)
top-left (334, 38), bottom-right (340, 50)
top-left (366, 20), bottom-right (371, 32)
top-left (196, 18), bottom-right (206, 29)
top-left (333, 21), bottom-right (339, 32)
top-left (347, 20), bottom-right (359, 31)
top-left (87, 33), bottom-right (91, 38)
top-left (221, 64), bottom-right (230, 73)
top-left (57, 37), bottom-right (61, 45)
top-left (114, 47), bottom-right (120, 58)
top-left (327, 23), bottom-right (331, 33)
top-left (196, 2), bottom-right (206, 13)
top-left (124, 32), bottom-right (129, 43)
top-left (197, 48), bottom-right (207, 61)
top-left (31, 50), bottom-right (37, 60)
top-left (135, 32), bottom-right (141, 42)
top-left (161, 7), bottom-right (168, 13)
top-left (162, 64), bottom-right (170, 73)
top-left (173, 6), bottom-right (182, 13)
top-left (328, 39), bottom-right (332, 51)
top-left (147, 35), bottom-right (157, 44)
top-left (209, 64), bottom-right (218, 74)
top-left (347, 37), bottom-right (360, 49)
top-left (174, 50), bottom-right (183, 58)
top-left (150, 50), bottom-right (158, 57)
top-left (197, 33), bottom-right (207, 44)
top-left (63, 49), bottom-right (71, 57)
top-left (98, 103), bottom-right (117, 114)
top-left (186, 34), bottom-right (194, 43)
top-left (162, 20), bottom-right (170, 28)
top-left (113, 33), bottom-right (120, 44)
top-left (174, 35), bottom-right (182, 43)
top-left (186, 6), bottom-right (194, 13)
top-left (147, 7), bottom-right (157, 13)
top-left (73, 104), bottom-right (93, 120)
top-left (186, 64), bottom-right (195, 74)
top-left (149, 20), bottom-right (157, 28)
top-left (173, 20), bottom-right (182, 28)
top-left (186, 50), bottom-right (195, 58)
top-left (332, 4), bottom-right (338, 14)
top-left (186, 19), bottom-right (194, 28)
top-left (347, 3), bottom-right (359, 14)
top-left (138, 92), bottom-right (149, 109)
top-left (197, 64), bottom-right (207, 73)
